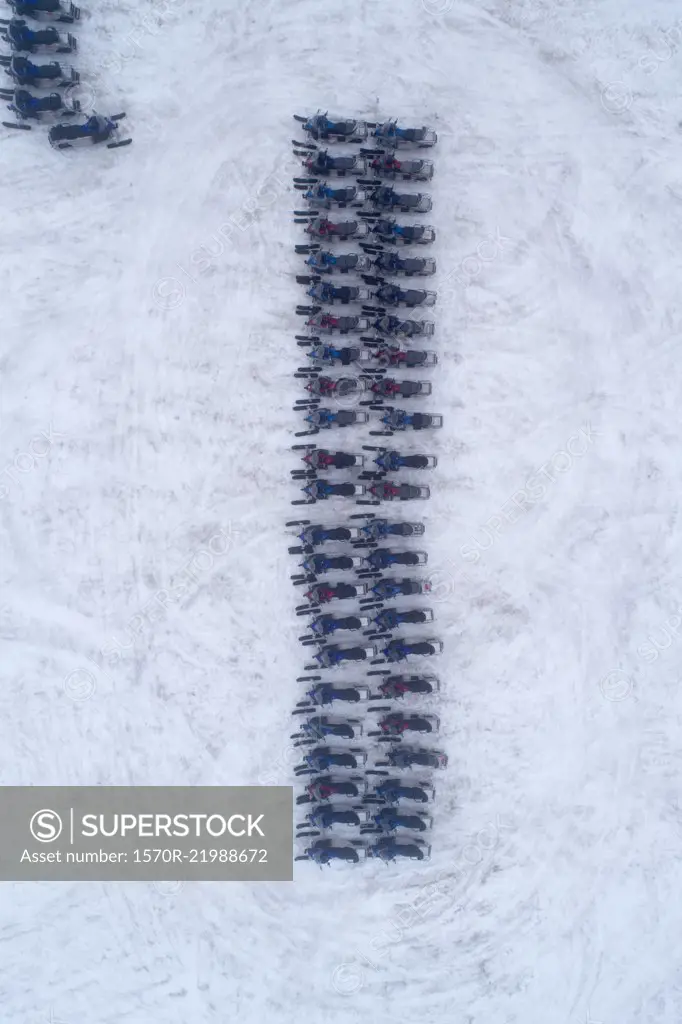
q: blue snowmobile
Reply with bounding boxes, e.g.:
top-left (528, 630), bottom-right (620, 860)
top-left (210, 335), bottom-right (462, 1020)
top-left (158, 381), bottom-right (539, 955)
top-left (369, 218), bottom-right (436, 246)
top-left (307, 613), bottom-right (369, 637)
top-left (287, 521), bottom-right (362, 553)
top-left (295, 746), bottom-right (368, 774)
top-left (377, 745), bottom-right (448, 770)
top-left (364, 447), bottom-right (437, 475)
top-left (298, 775), bottom-right (369, 805)
top-left (301, 249), bottom-right (372, 275)
top-left (295, 111), bottom-right (368, 143)
top-left (5, 17), bottom-right (76, 52)
top-left (298, 480), bottom-right (366, 505)
top-left (301, 343), bottom-right (371, 368)
top-left (1, 84), bottom-right (78, 121)
top-left (295, 406), bottom-right (369, 438)
top-left (298, 148), bottom-right (369, 177)
top-left (355, 516), bottom-right (425, 544)
top-left (305, 282), bottom-right (370, 305)
top-left (371, 120), bottom-right (437, 148)
top-left (1, 54), bottom-right (78, 86)
top-left (300, 182), bottom-right (367, 209)
top-left (302, 805), bottom-right (369, 830)
top-left (295, 683), bottom-right (372, 709)
top-left (49, 113), bottom-right (130, 150)
top-left (6, 0), bottom-right (80, 22)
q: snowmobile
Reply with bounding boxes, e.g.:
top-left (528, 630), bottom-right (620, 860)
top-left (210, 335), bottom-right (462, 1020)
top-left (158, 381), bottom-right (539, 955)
top-left (291, 714), bottom-right (365, 742)
top-left (302, 282), bottom-right (371, 306)
top-left (0, 54), bottom-right (78, 86)
top-left (4, 0), bottom-right (80, 21)
top-left (293, 445), bottom-right (366, 473)
top-left (367, 250), bottom-right (436, 277)
top-left (359, 548), bottom-right (428, 574)
top-left (360, 577), bottom-right (432, 604)
top-left (366, 481), bottom-right (431, 503)
top-left (304, 312), bottom-right (370, 336)
top-left (295, 838), bottom-right (366, 864)
top-left (293, 683), bottom-right (372, 710)
top-left (366, 151), bottom-right (434, 181)
top-left (376, 745), bottom-right (448, 771)
top-left (295, 746), bottom-right (368, 775)
top-left (297, 343), bottom-right (373, 369)
top-left (49, 113), bottom-right (130, 150)
top-left (310, 643), bottom-right (379, 669)
top-left (368, 712), bottom-right (440, 738)
top-left (364, 778), bottom-right (435, 804)
top-left (297, 775), bottom-right (369, 805)
top-left (295, 112), bottom-right (368, 143)
top-left (4, 17), bottom-right (76, 52)
top-left (364, 283), bottom-right (436, 308)
top-left (367, 607), bottom-right (435, 635)
top-left (296, 148), bottom-right (369, 177)
top-left (377, 638), bottom-right (444, 664)
top-left (370, 408), bottom-right (443, 436)
top-left (287, 519), bottom-right (364, 553)
top-left (295, 480), bottom-right (366, 506)
top-left (365, 377), bottom-right (432, 401)
top-left (303, 614), bottom-right (370, 640)
top-left (352, 514), bottom-right (425, 545)
top-left (297, 580), bottom-right (369, 610)
top-left (363, 185), bottom-right (432, 214)
top-left (363, 342), bottom-right (437, 369)
top-left (367, 837), bottom-right (431, 861)
top-left (301, 216), bottom-right (370, 241)
top-left (287, 521), bottom-right (363, 554)
top-left (0, 83), bottom-right (78, 122)
top-left (296, 182), bottom-right (368, 210)
top-left (293, 555), bottom-right (364, 583)
top-left (362, 446), bottom-right (437, 476)
top-left (371, 120), bottom-right (437, 148)
top-left (300, 375), bottom-right (365, 399)
top-left (295, 406), bottom-right (369, 438)
top-left (362, 808), bottom-right (432, 834)
top-left (371, 314), bottom-right (435, 338)
top-left (298, 804), bottom-right (371, 835)
top-left (368, 218), bottom-right (436, 246)
top-left (298, 248), bottom-right (372, 275)
top-left (371, 673), bottom-right (440, 701)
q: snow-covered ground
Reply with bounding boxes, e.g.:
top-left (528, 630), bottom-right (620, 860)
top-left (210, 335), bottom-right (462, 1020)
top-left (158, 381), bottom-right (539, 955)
top-left (3, 0), bottom-right (682, 1020)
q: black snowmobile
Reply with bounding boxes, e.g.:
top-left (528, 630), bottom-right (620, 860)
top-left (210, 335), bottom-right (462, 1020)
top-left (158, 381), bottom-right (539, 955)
top-left (302, 282), bottom-right (371, 306)
top-left (5, 0), bottom-right (80, 21)
top-left (359, 577), bottom-right (431, 604)
top-left (363, 342), bottom-right (437, 369)
top-left (366, 837), bottom-right (431, 861)
top-left (371, 120), bottom-right (437, 148)
top-left (367, 607), bottom-right (435, 636)
top-left (359, 548), bottom-right (428, 575)
top-left (295, 479), bottom-right (366, 506)
top-left (48, 113), bottom-right (130, 150)
top-left (376, 745), bottom-right (448, 770)
top-left (297, 342), bottom-right (373, 369)
top-left (297, 804), bottom-right (371, 835)
top-left (352, 515), bottom-right (425, 545)
top-left (292, 714), bottom-right (364, 742)
top-left (294, 405), bottom-right (369, 438)
top-left (304, 312), bottom-right (370, 336)
top-left (295, 838), bottom-right (365, 864)
top-left (377, 638), bottom-right (444, 665)
top-left (4, 17), bottom-right (76, 52)
top-left (370, 408), bottom-right (443, 436)
top-left (310, 644), bottom-right (379, 670)
top-left (292, 555), bottom-right (364, 584)
top-left (0, 54), bottom-right (78, 86)
top-left (364, 778), bottom-right (435, 804)
top-left (293, 683), bottom-right (372, 710)
top-left (287, 520), bottom-right (364, 554)
top-left (295, 112), bottom-right (368, 143)
top-left (364, 283), bottom-right (437, 308)
top-left (368, 711), bottom-right (440, 738)
top-left (303, 614), bottom-right (370, 640)
top-left (297, 775), bottom-right (369, 805)
top-left (1, 83), bottom-right (78, 121)
top-left (363, 185), bottom-right (432, 213)
top-left (294, 745), bottom-right (368, 775)
top-left (361, 446), bottom-right (437, 476)
top-left (362, 807), bottom-right (432, 833)
top-left (297, 580), bottom-right (369, 610)
top-left (367, 250), bottom-right (436, 277)
top-left (371, 314), bottom-right (435, 338)
top-left (296, 181), bottom-right (368, 210)
top-left (293, 444), bottom-right (365, 474)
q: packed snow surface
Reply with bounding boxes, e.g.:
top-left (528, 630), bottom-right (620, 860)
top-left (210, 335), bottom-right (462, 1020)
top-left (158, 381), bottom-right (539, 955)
top-left (3, 0), bottom-right (682, 1020)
